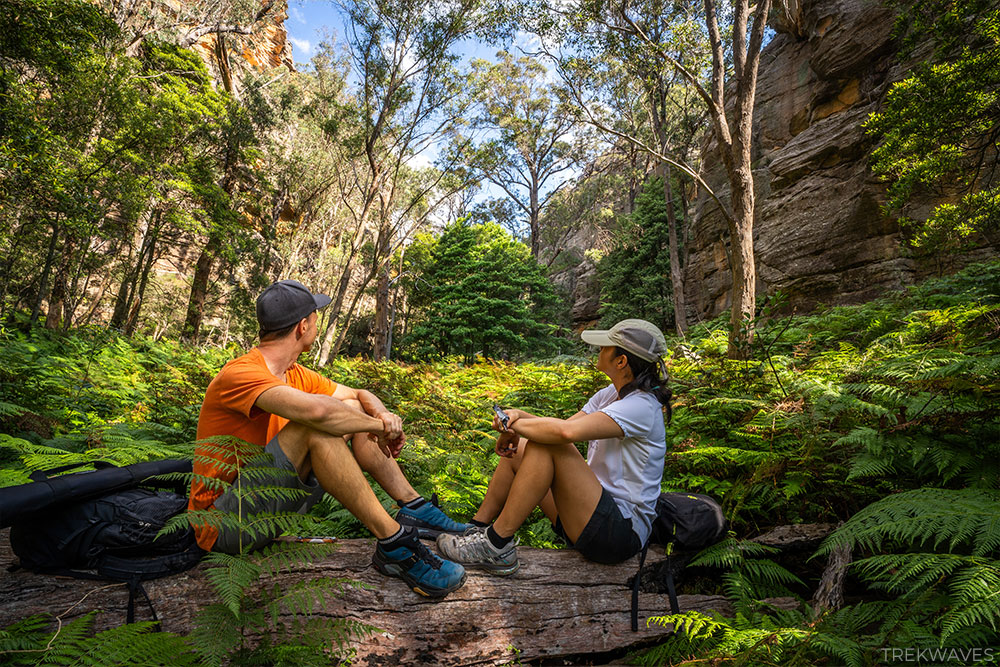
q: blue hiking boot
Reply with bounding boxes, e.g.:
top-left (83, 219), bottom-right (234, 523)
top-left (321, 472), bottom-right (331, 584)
top-left (373, 526), bottom-right (467, 598)
top-left (395, 494), bottom-right (472, 539)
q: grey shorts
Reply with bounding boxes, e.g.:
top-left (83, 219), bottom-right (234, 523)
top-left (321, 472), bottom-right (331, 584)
top-left (212, 435), bottom-right (325, 554)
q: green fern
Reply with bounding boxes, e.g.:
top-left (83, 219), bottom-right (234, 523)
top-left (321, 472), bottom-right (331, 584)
top-left (0, 612), bottom-right (197, 666)
top-left (818, 488), bottom-right (1000, 557)
top-left (190, 540), bottom-right (373, 666)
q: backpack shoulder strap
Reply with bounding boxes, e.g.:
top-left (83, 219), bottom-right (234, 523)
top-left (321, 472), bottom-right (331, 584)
top-left (631, 540), bottom-right (649, 632)
top-left (665, 551), bottom-right (680, 616)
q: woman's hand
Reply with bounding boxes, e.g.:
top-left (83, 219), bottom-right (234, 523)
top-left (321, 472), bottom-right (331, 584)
top-left (492, 408), bottom-right (521, 433)
top-left (495, 429), bottom-right (520, 458)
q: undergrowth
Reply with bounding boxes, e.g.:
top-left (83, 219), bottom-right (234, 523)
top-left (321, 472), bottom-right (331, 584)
top-left (0, 260), bottom-right (997, 664)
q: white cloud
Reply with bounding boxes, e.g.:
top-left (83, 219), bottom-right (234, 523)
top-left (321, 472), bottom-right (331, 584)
top-left (405, 152), bottom-right (434, 170)
top-left (289, 6), bottom-right (307, 24)
top-left (290, 37), bottom-right (313, 58)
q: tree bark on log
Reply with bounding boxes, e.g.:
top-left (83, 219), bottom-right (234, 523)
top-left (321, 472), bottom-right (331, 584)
top-left (0, 533), bottom-right (796, 665)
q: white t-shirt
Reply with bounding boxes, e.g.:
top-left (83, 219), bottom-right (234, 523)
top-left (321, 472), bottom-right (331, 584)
top-left (581, 383), bottom-right (667, 544)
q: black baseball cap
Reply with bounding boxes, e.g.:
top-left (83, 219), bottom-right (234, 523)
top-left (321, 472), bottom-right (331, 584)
top-left (256, 279), bottom-right (332, 332)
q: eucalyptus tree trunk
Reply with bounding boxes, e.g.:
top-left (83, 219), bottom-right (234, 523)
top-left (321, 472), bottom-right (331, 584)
top-left (663, 166), bottom-right (689, 337)
top-left (125, 223), bottom-right (160, 336)
top-left (182, 236), bottom-right (219, 342)
top-left (315, 263), bottom-right (353, 364)
top-left (702, 0), bottom-right (771, 359)
top-left (372, 227), bottom-right (392, 360)
top-left (528, 170), bottom-right (541, 259)
top-left (44, 259), bottom-right (69, 330)
top-left (28, 219), bottom-right (60, 330)
top-left (328, 265), bottom-right (379, 359)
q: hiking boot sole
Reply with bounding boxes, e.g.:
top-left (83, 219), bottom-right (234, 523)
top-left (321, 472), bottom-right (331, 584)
top-left (372, 553), bottom-right (467, 598)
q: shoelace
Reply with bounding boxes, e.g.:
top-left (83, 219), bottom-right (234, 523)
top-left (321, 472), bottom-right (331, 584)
top-left (453, 531), bottom-right (515, 560)
top-left (412, 537), bottom-right (444, 570)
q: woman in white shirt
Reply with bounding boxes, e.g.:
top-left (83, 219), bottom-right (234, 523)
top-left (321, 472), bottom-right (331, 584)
top-left (437, 319), bottom-right (671, 573)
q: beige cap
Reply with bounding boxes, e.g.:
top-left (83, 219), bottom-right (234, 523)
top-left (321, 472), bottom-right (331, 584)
top-left (580, 319), bottom-right (667, 363)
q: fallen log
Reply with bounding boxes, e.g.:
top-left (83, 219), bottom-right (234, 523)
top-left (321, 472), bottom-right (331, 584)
top-left (0, 530), bottom-right (795, 665)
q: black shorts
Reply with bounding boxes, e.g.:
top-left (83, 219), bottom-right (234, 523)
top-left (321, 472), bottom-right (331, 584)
top-left (553, 487), bottom-right (642, 564)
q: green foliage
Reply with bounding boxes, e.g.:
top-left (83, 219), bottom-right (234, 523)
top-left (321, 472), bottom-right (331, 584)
top-left (866, 0), bottom-right (1000, 248)
top-left (460, 51), bottom-right (581, 253)
top-left (636, 261), bottom-right (1000, 665)
top-left (639, 490), bottom-right (1000, 665)
top-left (1, 259), bottom-right (999, 664)
top-left (404, 220), bottom-right (566, 363)
top-left (661, 261), bottom-right (1000, 531)
top-left (0, 612), bottom-right (200, 666)
top-left (0, 326), bottom-right (228, 445)
top-left (188, 544), bottom-right (373, 666)
top-left (597, 177), bottom-right (677, 331)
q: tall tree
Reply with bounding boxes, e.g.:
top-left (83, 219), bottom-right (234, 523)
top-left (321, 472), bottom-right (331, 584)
top-left (313, 0), bottom-right (485, 364)
top-left (556, 0), bottom-right (773, 356)
top-left (597, 178), bottom-right (676, 330)
top-left (462, 52), bottom-right (581, 259)
top-left (404, 221), bottom-right (561, 363)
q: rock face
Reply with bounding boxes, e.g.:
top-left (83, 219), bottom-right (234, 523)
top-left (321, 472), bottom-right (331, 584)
top-left (189, 0), bottom-right (294, 87)
top-left (684, 0), bottom-right (995, 321)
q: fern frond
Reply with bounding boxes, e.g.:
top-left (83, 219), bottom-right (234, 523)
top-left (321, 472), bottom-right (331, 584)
top-left (0, 614), bottom-right (53, 659)
top-left (189, 603), bottom-right (243, 665)
top-left (265, 578), bottom-right (363, 622)
top-left (255, 541), bottom-right (339, 578)
top-left (806, 630), bottom-right (866, 667)
top-left (854, 553), bottom-right (966, 593)
top-left (0, 400), bottom-right (26, 417)
top-left (72, 620), bottom-right (198, 666)
top-left (239, 511), bottom-right (318, 543)
top-left (687, 537), bottom-right (779, 569)
top-left (647, 610), bottom-right (725, 636)
top-left (203, 552), bottom-right (262, 614)
top-left (741, 558), bottom-right (805, 588)
top-left (941, 559), bottom-right (1000, 641)
top-left (818, 488), bottom-right (1000, 557)
top-left (37, 610), bottom-right (97, 663)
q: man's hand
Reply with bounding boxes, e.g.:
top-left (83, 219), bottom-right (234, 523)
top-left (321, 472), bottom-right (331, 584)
top-left (495, 429), bottom-right (519, 458)
top-left (375, 411), bottom-right (405, 458)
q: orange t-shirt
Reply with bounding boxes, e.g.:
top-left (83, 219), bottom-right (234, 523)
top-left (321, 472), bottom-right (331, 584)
top-left (188, 348), bottom-right (338, 550)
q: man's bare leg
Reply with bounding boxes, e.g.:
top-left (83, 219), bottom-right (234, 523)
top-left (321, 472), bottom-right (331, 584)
top-left (350, 433), bottom-right (421, 504)
top-left (277, 421), bottom-right (399, 539)
top-left (336, 397), bottom-right (420, 504)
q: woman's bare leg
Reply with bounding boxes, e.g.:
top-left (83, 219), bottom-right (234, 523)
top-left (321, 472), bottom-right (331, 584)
top-left (491, 440), bottom-right (602, 542)
top-left (473, 438), bottom-right (556, 524)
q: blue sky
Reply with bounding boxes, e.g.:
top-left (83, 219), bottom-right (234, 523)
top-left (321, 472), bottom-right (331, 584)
top-left (284, 0), bottom-right (345, 62)
top-left (284, 0), bottom-right (509, 67)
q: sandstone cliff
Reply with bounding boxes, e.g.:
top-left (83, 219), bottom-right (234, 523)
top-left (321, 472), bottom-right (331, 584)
top-left (187, 0), bottom-right (294, 90)
top-left (552, 0), bottom-right (996, 328)
top-left (685, 0), bottom-right (996, 323)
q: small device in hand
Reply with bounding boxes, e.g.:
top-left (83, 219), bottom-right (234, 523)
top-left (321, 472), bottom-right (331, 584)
top-left (492, 403), bottom-right (510, 430)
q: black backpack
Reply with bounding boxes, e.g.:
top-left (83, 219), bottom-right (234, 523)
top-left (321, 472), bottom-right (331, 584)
top-left (1, 459), bottom-right (205, 624)
top-left (631, 492), bottom-right (728, 631)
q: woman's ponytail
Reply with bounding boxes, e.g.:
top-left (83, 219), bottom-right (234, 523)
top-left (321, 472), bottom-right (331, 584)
top-left (615, 347), bottom-right (672, 422)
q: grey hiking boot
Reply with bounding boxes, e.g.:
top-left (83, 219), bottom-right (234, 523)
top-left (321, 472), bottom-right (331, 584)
top-left (436, 529), bottom-right (519, 576)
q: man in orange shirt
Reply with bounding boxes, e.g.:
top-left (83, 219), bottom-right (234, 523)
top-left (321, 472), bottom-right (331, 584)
top-left (189, 279), bottom-right (468, 598)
